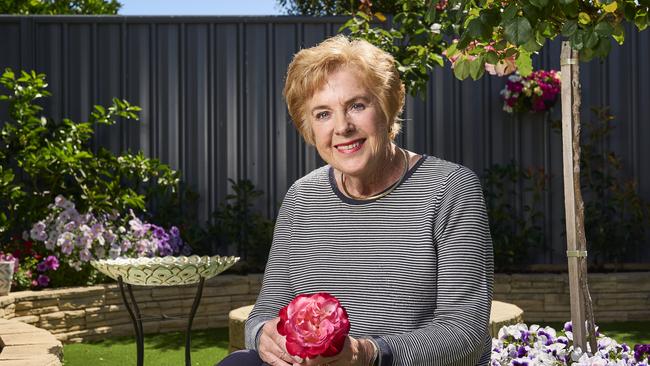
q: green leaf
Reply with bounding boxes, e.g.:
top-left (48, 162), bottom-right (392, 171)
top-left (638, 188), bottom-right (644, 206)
top-left (485, 51), bottom-right (499, 64)
top-left (594, 21), bottom-right (614, 37)
top-left (623, 3), bottom-right (636, 20)
top-left (445, 43), bottom-right (459, 58)
top-left (612, 22), bottom-right (625, 44)
top-left (467, 18), bottom-right (491, 40)
top-left (516, 49), bottom-right (533, 76)
top-left (522, 36), bottom-right (542, 52)
top-left (579, 46), bottom-right (596, 62)
top-left (504, 17), bottom-right (533, 46)
top-left (594, 37), bottom-right (613, 58)
top-left (502, 3), bottom-right (518, 21)
top-left (584, 29), bottom-right (599, 48)
top-left (480, 8), bottom-right (501, 27)
top-left (522, 5), bottom-right (541, 23)
top-left (561, 20), bottom-right (578, 37)
top-left (570, 30), bottom-right (585, 50)
top-left (470, 56), bottom-right (486, 80)
top-left (635, 13), bottom-right (648, 31)
top-left (578, 12), bottom-right (591, 25)
top-left (453, 57), bottom-right (471, 80)
top-left (559, 0), bottom-right (574, 5)
top-left (457, 31), bottom-right (472, 49)
top-left (529, 0), bottom-right (549, 9)
top-left (537, 21), bottom-right (554, 38)
top-left (425, 3), bottom-right (436, 23)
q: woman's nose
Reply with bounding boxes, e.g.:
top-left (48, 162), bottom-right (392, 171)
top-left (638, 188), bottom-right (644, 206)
top-left (334, 111), bottom-right (354, 135)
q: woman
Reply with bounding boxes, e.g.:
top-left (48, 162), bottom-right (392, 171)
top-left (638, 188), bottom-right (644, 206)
top-left (218, 35), bottom-right (493, 366)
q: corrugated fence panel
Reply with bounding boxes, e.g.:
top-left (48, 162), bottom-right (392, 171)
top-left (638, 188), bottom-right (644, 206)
top-left (0, 15), bottom-right (648, 263)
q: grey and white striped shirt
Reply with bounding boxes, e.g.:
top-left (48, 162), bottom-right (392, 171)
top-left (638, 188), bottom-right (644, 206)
top-left (245, 155), bottom-right (494, 366)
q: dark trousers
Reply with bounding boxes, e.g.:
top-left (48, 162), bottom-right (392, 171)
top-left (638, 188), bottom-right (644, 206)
top-left (216, 349), bottom-right (267, 366)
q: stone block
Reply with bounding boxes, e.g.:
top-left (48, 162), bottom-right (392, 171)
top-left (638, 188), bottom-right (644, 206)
top-left (24, 306), bottom-right (60, 316)
top-left (151, 287), bottom-right (185, 300)
top-left (40, 312), bottom-right (65, 321)
top-left (204, 283), bottom-right (249, 296)
top-left (65, 310), bottom-right (86, 319)
top-left (200, 296), bottom-right (231, 305)
top-left (3, 303), bottom-right (16, 315)
top-left (493, 283), bottom-right (511, 293)
top-left (60, 296), bottom-right (104, 310)
top-left (12, 315), bottom-right (39, 324)
top-left (57, 287), bottom-right (104, 300)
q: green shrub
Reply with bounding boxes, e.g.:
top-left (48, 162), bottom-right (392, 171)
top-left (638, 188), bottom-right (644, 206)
top-left (483, 162), bottom-right (548, 271)
top-left (576, 107), bottom-right (650, 265)
top-left (208, 179), bottom-right (274, 273)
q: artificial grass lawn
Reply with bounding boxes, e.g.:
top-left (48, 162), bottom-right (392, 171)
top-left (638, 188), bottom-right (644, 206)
top-left (63, 322), bottom-right (650, 365)
top-left (63, 328), bottom-right (229, 366)
top-left (545, 321), bottom-right (650, 346)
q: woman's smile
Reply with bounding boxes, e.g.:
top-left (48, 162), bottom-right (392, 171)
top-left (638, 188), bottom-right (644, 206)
top-left (334, 138), bottom-right (366, 154)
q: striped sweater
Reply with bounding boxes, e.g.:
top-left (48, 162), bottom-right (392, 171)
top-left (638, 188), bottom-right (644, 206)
top-left (245, 155), bottom-right (494, 366)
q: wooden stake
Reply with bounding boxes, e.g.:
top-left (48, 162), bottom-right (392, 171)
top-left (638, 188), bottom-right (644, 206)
top-left (560, 41), bottom-right (597, 353)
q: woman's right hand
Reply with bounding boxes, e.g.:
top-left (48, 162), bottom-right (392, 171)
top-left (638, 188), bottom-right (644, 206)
top-left (258, 317), bottom-right (304, 366)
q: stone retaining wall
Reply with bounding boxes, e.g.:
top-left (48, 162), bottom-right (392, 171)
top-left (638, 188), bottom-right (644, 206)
top-left (0, 274), bottom-right (262, 344)
top-left (494, 272), bottom-right (650, 323)
top-left (0, 272), bottom-right (647, 344)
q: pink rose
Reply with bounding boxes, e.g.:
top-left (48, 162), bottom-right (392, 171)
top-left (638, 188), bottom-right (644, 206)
top-left (277, 292), bottom-right (350, 359)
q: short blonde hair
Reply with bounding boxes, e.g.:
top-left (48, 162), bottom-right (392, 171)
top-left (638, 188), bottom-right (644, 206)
top-left (283, 35), bottom-right (405, 145)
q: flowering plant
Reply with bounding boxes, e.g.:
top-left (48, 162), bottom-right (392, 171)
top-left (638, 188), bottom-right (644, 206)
top-left (28, 195), bottom-right (190, 282)
top-left (500, 70), bottom-right (561, 114)
top-left (492, 322), bottom-right (650, 366)
top-left (0, 236), bottom-right (56, 290)
top-left (277, 292), bottom-right (351, 359)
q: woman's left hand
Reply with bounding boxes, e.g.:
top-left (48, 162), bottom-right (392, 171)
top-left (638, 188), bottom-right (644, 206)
top-left (294, 336), bottom-right (375, 366)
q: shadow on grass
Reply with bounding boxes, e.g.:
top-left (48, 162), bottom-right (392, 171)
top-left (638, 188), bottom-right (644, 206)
top-left (84, 328), bottom-right (229, 351)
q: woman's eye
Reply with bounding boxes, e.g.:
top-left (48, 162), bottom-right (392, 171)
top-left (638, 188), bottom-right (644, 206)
top-left (350, 103), bottom-right (365, 111)
top-left (315, 111), bottom-right (330, 120)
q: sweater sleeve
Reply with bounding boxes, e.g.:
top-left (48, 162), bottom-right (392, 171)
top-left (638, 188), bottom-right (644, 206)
top-left (378, 166), bottom-right (494, 366)
top-left (244, 185), bottom-right (296, 350)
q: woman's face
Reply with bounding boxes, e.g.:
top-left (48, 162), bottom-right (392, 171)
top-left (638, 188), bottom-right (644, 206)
top-left (307, 66), bottom-right (390, 179)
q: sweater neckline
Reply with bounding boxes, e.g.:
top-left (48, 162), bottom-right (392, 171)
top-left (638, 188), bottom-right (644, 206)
top-left (327, 154), bottom-right (428, 205)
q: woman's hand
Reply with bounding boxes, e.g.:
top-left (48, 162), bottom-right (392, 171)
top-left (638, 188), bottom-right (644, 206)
top-left (258, 317), bottom-right (304, 366)
top-left (298, 336), bottom-right (375, 366)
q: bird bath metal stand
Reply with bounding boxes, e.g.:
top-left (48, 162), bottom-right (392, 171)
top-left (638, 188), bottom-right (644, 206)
top-left (92, 255), bottom-right (239, 366)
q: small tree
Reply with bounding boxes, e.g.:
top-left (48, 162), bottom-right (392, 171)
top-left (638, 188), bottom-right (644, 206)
top-left (342, 0), bottom-right (648, 352)
top-left (0, 0), bottom-right (121, 14)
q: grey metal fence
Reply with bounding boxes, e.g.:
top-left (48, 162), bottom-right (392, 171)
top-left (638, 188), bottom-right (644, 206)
top-left (1, 15), bottom-right (648, 264)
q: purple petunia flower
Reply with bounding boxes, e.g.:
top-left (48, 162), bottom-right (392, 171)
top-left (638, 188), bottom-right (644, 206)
top-left (36, 262), bottom-right (48, 272)
top-left (45, 255), bottom-right (59, 271)
top-left (37, 274), bottom-right (50, 287)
